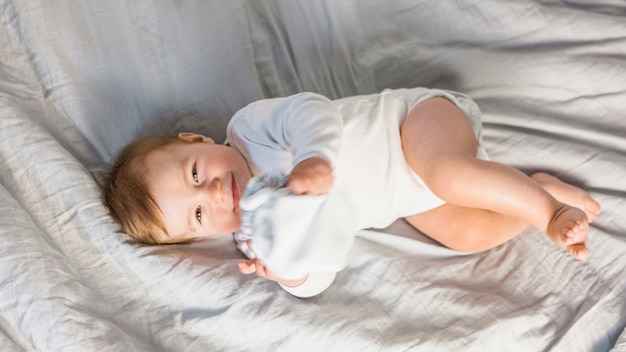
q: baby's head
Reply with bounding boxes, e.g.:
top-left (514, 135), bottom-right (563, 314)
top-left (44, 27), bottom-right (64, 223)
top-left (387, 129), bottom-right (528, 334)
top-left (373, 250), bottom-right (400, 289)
top-left (102, 133), bottom-right (252, 244)
top-left (102, 136), bottom-right (185, 244)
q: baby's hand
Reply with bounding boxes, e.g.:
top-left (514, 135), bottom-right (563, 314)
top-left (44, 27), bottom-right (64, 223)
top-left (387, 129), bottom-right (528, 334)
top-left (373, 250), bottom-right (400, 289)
top-left (288, 157), bottom-right (334, 195)
top-left (238, 258), bottom-right (308, 287)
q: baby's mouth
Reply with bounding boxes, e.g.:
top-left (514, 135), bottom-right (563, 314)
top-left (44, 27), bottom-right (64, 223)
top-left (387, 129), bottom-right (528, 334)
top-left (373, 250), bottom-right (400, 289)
top-left (232, 173), bottom-right (240, 212)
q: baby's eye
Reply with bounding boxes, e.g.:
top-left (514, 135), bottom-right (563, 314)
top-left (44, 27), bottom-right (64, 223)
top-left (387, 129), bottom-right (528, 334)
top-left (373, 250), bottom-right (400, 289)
top-left (192, 164), bottom-right (199, 183)
top-left (195, 206), bottom-right (202, 223)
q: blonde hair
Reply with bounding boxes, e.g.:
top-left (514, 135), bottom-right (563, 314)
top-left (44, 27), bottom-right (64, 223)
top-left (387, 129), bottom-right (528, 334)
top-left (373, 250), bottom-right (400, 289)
top-left (102, 136), bottom-right (187, 244)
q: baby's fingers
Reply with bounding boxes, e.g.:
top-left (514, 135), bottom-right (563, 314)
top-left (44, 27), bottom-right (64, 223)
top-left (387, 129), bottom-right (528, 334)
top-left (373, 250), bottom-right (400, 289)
top-left (252, 261), bottom-right (275, 280)
top-left (238, 259), bottom-right (273, 279)
top-left (238, 259), bottom-right (257, 274)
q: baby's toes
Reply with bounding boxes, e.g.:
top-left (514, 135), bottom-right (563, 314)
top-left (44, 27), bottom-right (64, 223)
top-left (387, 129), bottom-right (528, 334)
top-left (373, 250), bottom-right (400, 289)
top-left (585, 201), bottom-right (602, 222)
top-left (565, 221), bottom-right (588, 245)
top-left (567, 243), bottom-right (589, 261)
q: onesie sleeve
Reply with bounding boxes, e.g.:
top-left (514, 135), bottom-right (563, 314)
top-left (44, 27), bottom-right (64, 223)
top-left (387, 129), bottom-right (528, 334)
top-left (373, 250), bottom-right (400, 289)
top-left (234, 230), bottom-right (337, 298)
top-left (228, 93), bottom-right (343, 298)
top-left (225, 92), bottom-right (343, 174)
top-left (279, 272), bottom-right (337, 298)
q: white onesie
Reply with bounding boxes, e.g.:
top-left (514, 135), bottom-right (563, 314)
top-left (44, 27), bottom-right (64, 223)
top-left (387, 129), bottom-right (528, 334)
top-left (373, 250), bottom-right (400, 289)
top-left (226, 88), bottom-right (486, 297)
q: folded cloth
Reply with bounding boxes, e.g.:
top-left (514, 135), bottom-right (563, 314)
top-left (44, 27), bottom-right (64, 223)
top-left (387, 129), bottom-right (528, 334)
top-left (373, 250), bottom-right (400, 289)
top-left (235, 173), bottom-right (357, 279)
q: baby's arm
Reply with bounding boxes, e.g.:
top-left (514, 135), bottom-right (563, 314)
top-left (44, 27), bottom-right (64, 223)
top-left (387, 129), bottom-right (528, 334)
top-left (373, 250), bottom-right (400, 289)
top-left (229, 93), bottom-right (343, 296)
top-left (242, 159), bottom-right (335, 295)
top-left (226, 92), bottom-right (343, 176)
top-left (288, 157), bottom-right (334, 195)
top-left (238, 258), bottom-right (308, 287)
top-left (238, 258), bottom-right (336, 298)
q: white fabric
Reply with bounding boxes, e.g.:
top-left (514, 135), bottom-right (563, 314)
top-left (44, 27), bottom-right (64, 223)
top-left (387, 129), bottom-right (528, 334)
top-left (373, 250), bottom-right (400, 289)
top-left (234, 173), bottom-right (340, 297)
top-left (1, 0), bottom-right (625, 351)
top-left (236, 173), bottom-right (356, 280)
top-left (234, 173), bottom-right (341, 297)
top-left (227, 88), bottom-right (485, 231)
top-left (612, 330), bottom-right (626, 352)
top-left (277, 271), bottom-right (337, 299)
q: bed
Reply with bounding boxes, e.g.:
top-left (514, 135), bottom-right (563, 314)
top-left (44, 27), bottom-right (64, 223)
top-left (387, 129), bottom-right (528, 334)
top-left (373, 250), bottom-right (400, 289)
top-left (1, 0), bottom-right (625, 351)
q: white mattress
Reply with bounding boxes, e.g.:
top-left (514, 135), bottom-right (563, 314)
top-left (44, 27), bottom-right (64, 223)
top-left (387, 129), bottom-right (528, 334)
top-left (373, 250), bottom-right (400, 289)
top-left (0, 0), bottom-right (624, 351)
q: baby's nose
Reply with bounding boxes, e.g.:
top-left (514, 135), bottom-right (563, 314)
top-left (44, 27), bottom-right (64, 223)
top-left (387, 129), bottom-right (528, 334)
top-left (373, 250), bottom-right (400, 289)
top-left (206, 177), bottom-right (224, 203)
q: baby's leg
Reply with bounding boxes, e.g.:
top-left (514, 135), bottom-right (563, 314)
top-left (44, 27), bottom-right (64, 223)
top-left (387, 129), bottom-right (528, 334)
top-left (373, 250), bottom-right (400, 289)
top-left (405, 204), bottom-right (528, 253)
top-left (405, 200), bottom-right (592, 260)
top-left (405, 174), bottom-right (602, 255)
top-left (531, 172), bottom-right (601, 222)
top-left (400, 97), bottom-right (591, 260)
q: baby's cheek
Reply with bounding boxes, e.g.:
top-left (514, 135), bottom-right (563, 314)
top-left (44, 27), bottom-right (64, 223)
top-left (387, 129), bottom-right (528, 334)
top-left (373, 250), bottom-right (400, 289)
top-left (226, 214), bottom-right (242, 233)
top-left (234, 216), bottom-right (242, 230)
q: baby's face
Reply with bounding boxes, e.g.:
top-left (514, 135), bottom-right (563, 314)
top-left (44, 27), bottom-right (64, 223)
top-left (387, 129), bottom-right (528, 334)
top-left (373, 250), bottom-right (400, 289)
top-left (144, 139), bottom-right (252, 242)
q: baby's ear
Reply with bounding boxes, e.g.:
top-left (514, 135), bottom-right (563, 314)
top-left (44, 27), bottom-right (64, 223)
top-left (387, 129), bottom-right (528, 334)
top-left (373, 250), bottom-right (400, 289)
top-left (177, 132), bottom-right (215, 144)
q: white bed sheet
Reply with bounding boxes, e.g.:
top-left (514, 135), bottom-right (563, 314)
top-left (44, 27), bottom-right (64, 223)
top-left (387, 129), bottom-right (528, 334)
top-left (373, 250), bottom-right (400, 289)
top-left (0, 0), bottom-right (625, 351)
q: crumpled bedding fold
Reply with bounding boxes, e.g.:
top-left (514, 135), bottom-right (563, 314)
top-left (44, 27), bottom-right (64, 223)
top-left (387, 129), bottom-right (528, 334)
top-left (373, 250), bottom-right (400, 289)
top-left (0, 0), bottom-right (625, 351)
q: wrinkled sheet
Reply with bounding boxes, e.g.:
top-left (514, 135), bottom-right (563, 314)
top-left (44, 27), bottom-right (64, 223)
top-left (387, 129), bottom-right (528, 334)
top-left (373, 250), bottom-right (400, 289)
top-left (0, 0), bottom-right (625, 351)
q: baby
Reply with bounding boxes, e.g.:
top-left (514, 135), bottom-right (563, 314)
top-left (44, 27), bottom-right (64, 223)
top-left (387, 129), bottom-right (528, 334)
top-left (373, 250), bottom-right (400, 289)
top-left (102, 88), bottom-right (601, 297)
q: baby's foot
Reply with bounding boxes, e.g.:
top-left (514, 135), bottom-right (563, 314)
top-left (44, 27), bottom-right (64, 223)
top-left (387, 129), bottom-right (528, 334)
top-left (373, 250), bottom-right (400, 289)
top-left (546, 205), bottom-right (589, 260)
top-left (531, 172), bottom-right (602, 222)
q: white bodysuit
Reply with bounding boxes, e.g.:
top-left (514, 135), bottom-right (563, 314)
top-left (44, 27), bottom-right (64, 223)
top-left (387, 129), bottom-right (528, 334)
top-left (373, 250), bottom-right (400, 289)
top-left (226, 88), bottom-right (486, 297)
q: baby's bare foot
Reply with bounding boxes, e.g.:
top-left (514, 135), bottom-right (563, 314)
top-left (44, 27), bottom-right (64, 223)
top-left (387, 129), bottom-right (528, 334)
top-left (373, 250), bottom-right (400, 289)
top-left (547, 205), bottom-right (589, 260)
top-left (531, 172), bottom-right (602, 222)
